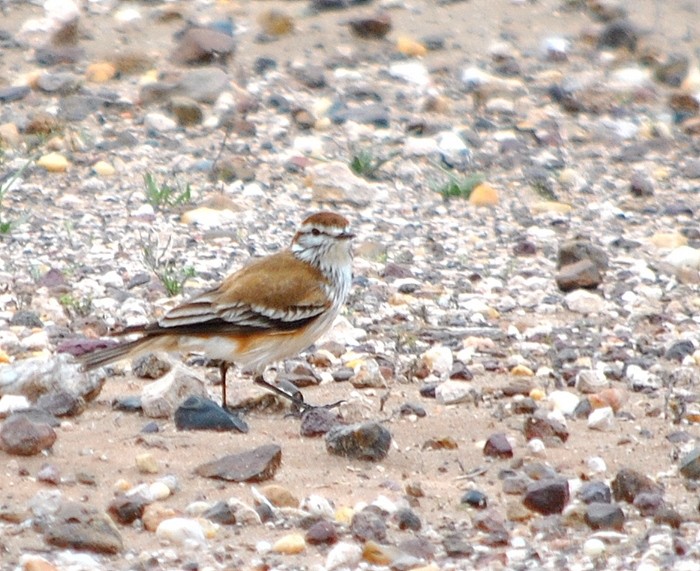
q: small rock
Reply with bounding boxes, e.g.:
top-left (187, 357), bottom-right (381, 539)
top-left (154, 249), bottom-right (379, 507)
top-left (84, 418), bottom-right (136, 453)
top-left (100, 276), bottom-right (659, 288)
top-left (144, 112), bottom-right (177, 133)
top-left (350, 358), bottom-right (387, 388)
top-left (598, 19), bottom-right (638, 51)
top-left (584, 502), bottom-right (625, 531)
top-left (325, 541), bottom-right (363, 571)
top-left (630, 172), bottom-right (654, 196)
top-left (170, 96), bottom-right (203, 126)
top-left (132, 354), bottom-right (172, 379)
top-left (679, 447), bottom-right (700, 480)
top-left (37, 152), bottom-right (69, 173)
top-left (556, 260), bottom-right (602, 291)
top-left (171, 28), bottom-right (235, 65)
top-left (348, 13), bottom-right (392, 39)
top-left (483, 433), bottom-right (513, 458)
top-left (442, 533), bottom-right (474, 558)
top-left (195, 444), bottom-right (282, 482)
top-left (306, 520), bottom-right (338, 545)
top-left (141, 366), bottom-right (209, 419)
top-left (575, 369), bottom-right (609, 394)
top-left (421, 345), bottom-right (453, 376)
top-left (578, 481), bottom-right (611, 504)
top-left (92, 160), bottom-right (116, 176)
top-left (461, 489), bottom-right (488, 509)
top-left (564, 289), bottom-right (605, 314)
top-left (587, 406), bottom-right (615, 431)
top-left (272, 533), bottom-right (306, 554)
top-left (325, 422), bottom-right (391, 461)
top-left (0, 415), bottom-right (56, 456)
top-left (469, 183), bottom-right (499, 206)
top-left (86, 62), bottom-right (116, 83)
top-left (174, 395), bottom-right (248, 433)
top-left (435, 380), bottom-right (473, 405)
top-left (260, 484), bottom-right (299, 508)
top-left (36, 463), bottom-right (61, 485)
top-left (135, 453), bottom-right (159, 475)
top-left (308, 161), bottom-right (379, 207)
top-left (633, 492), bottom-right (665, 516)
top-left (36, 390), bottom-right (84, 417)
top-left (351, 508), bottom-right (387, 542)
top-left (611, 468), bottom-right (663, 503)
top-left (156, 517), bottom-right (206, 546)
top-left (44, 501), bottom-right (123, 554)
top-left (258, 9), bottom-right (294, 36)
top-left (523, 410), bottom-right (569, 445)
top-left (107, 494), bottom-right (148, 525)
top-left (394, 507), bottom-right (421, 531)
top-left (300, 407), bottom-right (341, 437)
top-left (523, 478), bottom-right (570, 515)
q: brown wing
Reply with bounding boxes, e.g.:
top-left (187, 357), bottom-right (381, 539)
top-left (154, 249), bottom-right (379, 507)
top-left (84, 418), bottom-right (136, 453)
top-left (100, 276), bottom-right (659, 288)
top-left (140, 251), bottom-right (331, 336)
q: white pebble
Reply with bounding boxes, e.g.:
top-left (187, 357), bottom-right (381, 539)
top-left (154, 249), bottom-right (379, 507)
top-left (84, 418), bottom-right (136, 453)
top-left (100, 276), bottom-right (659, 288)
top-left (421, 344), bottom-right (453, 376)
top-left (435, 379), bottom-right (472, 405)
top-left (548, 390), bottom-right (580, 416)
top-left (20, 330), bottom-right (49, 350)
top-left (147, 481), bottom-right (171, 501)
top-left (325, 541), bottom-right (363, 571)
top-left (587, 456), bottom-right (607, 473)
top-left (587, 407), bottom-right (615, 431)
top-left (583, 537), bottom-right (606, 558)
top-left (389, 61), bottom-right (430, 86)
top-left (565, 289), bottom-right (605, 314)
top-left (0, 394), bottom-right (31, 414)
top-left (301, 494), bottom-right (334, 519)
top-left (156, 518), bottom-right (206, 546)
top-left (527, 438), bottom-right (546, 457)
top-left (144, 112), bottom-right (177, 132)
top-left (665, 246), bottom-right (700, 270)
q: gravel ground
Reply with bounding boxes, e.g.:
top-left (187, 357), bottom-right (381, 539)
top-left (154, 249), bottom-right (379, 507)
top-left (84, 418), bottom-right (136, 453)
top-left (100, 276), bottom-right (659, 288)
top-left (1, 0), bottom-right (700, 570)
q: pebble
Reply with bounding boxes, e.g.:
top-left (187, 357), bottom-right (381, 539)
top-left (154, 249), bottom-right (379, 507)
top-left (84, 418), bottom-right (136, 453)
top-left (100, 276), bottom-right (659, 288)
top-left (325, 422), bottom-right (392, 461)
top-left (155, 518), bottom-right (206, 546)
top-left (483, 432), bottom-right (514, 458)
top-left (0, 414), bottom-right (56, 456)
top-left (195, 444), bottom-right (282, 482)
top-left (587, 406), bottom-right (615, 431)
top-left (523, 478), bottom-right (570, 515)
top-left (326, 541), bottom-right (363, 570)
top-left (565, 289), bottom-right (606, 314)
top-left (141, 366), bottom-right (209, 419)
top-left (584, 502), bottom-right (625, 531)
top-left (144, 112), bottom-right (177, 133)
top-left (469, 183), bottom-right (500, 206)
top-left (43, 501), bottom-right (123, 554)
top-left (174, 395), bottom-right (248, 433)
top-left (611, 468), bottom-right (663, 503)
top-left (435, 379), bottom-right (473, 405)
top-left (272, 533), bottom-right (306, 554)
top-left (679, 447), bottom-right (700, 480)
top-left (37, 152), bottom-right (69, 172)
top-left (135, 452), bottom-right (159, 475)
top-left (578, 481), bottom-right (612, 504)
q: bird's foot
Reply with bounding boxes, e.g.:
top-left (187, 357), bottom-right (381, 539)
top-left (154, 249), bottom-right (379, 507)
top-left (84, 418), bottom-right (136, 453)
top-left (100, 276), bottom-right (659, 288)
top-left (253, 377), bottom-right (344, 416)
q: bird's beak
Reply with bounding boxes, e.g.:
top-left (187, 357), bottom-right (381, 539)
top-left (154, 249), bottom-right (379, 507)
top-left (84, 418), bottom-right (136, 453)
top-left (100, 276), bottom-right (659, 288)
top-left (338, 231), bottom-right (356, 240)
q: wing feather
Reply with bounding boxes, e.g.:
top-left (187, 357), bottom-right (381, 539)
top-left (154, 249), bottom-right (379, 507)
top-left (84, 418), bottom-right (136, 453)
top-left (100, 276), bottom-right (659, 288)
top-left (143, 251), bottom-right (330, 337)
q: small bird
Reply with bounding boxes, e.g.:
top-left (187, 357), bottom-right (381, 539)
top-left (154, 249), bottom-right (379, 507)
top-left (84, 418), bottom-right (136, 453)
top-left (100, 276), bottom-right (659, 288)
top-left (79, 211), bottom-right (355, 407)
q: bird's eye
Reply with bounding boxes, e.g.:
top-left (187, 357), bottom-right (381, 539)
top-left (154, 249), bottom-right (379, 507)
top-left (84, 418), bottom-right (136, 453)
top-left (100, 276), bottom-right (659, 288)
top-left (311, 228), bottom-right (321, 236)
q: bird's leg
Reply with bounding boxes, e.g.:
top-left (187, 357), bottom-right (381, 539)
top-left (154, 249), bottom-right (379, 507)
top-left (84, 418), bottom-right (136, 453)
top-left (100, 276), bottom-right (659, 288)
top-left (220, 362), bottom-right (229, 409)
top-left (254, 375), bottom-right (308, 413)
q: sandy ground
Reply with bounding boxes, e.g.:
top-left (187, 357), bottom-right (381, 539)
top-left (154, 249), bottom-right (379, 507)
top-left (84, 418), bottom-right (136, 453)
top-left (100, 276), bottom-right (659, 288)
top-left (1, 0), bottom-right (699, 569)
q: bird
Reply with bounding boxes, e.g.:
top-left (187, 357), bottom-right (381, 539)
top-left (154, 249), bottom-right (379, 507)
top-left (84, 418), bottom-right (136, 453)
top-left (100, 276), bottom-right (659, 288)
top-left (79, 211), bottom-right (355, 408)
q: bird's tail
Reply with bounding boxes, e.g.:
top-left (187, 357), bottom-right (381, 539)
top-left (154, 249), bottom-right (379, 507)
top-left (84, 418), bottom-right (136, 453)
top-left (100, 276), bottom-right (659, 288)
top-left (78, 338), bottom-right (148, 371)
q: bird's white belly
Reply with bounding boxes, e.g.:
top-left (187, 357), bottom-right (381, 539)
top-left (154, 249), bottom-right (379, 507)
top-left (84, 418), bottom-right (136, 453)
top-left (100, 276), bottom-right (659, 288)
top-left (174, 309), bottom-right (339, 372)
